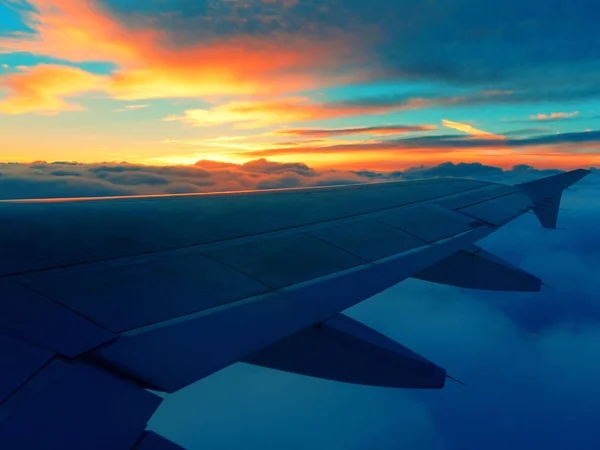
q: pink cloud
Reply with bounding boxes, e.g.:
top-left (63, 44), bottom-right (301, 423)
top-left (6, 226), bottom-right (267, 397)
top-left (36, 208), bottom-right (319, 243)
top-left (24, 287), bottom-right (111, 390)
top-left (530, 112), bottom-right (579, 121)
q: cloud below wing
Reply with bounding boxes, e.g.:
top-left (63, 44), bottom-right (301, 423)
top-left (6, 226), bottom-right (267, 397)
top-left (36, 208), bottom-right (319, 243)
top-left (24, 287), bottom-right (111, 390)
top-left (0, 160), bottom-right (593, 201)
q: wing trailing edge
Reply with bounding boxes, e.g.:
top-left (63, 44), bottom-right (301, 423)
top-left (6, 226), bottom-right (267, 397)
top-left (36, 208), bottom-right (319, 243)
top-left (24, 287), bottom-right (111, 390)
top-left (244, 313), bottom-right (446, 389)
top-left (516, 168), bottom-right (591, 229)
top-left (413, 245), bottom-right (542, 292)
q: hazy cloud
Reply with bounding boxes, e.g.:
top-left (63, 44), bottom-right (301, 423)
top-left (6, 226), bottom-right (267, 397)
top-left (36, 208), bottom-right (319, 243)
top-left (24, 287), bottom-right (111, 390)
top-left (0, 159), bottom-right (588, 201)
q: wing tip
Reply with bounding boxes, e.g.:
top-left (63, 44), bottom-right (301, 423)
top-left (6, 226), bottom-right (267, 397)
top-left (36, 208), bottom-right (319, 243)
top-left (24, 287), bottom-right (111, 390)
top-left (517, 168), bottom-right (591, 229)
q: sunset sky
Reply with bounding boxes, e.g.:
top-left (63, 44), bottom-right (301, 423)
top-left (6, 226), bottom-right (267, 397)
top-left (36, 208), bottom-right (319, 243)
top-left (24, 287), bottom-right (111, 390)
top-left (1, 0), bottom-right (600, 170)
top-left (2, 4), bottom-right (600, 450)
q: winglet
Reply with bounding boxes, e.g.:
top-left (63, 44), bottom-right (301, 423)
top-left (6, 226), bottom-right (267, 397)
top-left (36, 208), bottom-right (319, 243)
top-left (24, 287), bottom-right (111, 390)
top-left (516, 169), bottom-right (591, 229)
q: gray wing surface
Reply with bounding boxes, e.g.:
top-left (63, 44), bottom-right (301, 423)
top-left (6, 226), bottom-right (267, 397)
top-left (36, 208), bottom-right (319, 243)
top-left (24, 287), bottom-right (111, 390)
top-left (0, 170), bottom-right (590, 449)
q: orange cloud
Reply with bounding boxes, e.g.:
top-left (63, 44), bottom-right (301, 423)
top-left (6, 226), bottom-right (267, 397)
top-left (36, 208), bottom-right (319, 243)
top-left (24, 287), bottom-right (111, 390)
top-left (165, 94), bottom-right (502, 128)
top-left (0, 64), bottom-right (107, 114)
top-left (530, 111), bottom-right (579, 121)
top-left (441, 119), bottom-right (505, 140)
top-left (0, 0), bottom-right (145, 64)
top-left (164, 97), bottom-right (328, 128)
top-left (1, 0), bottom-right (366, 106)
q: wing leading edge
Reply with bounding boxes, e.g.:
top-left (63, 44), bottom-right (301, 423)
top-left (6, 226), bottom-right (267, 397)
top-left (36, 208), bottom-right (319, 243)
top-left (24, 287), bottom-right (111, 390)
top-left (0, 170), bottom-right (590, 449)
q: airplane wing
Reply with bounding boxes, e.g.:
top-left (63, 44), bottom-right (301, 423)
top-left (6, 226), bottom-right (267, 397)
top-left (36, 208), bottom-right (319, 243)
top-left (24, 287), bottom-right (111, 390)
top-left (0, 169), bottom-right (590, 449)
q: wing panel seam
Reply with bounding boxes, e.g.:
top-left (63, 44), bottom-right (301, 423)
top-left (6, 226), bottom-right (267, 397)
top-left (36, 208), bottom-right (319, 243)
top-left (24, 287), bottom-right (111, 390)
top-left (0, 182), bottom-right (490, 279)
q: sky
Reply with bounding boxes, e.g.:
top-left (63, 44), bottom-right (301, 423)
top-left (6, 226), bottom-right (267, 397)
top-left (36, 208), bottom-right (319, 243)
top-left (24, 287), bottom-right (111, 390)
top-left (1, 0), bottom-right (600, 171)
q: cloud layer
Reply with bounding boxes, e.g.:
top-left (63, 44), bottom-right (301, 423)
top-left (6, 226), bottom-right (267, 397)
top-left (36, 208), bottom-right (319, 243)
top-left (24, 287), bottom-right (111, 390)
top-left (0, 159), bottom-right (586, 200)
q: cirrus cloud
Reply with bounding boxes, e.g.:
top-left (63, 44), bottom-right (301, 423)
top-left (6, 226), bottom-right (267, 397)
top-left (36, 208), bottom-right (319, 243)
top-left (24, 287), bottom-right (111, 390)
top-left (441, 119), bottom-right (506, 140)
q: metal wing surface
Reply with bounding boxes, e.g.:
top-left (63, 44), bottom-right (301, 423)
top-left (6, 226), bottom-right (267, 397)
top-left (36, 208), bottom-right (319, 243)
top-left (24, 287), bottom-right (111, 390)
top-left (0, 170), bottom-right (590, 449)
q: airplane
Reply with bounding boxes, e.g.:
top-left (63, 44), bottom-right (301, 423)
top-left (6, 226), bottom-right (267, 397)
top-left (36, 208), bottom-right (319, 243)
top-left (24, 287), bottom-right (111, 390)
top-left (0, 168), bottom-right (590, 449)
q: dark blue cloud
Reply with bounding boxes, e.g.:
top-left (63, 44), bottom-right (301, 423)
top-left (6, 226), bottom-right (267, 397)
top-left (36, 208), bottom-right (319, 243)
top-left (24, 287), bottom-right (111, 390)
top-left (333, 88), bottom-right (600, 112)
top-left (0, 160), bottom-right (575, 200)
top-left (249, 130), bottom-right (600, 157)
top-left (0, 160), bottom-right (363, 199)
top-left (99, 0), bottom-right (600, 97)
top-left (402, 162), bottom-right (504, 180)
top-left (49, 170), bottom-right (82, 177)
top-left (0, 176), bottom-right (133, 199)
top-left (502, 128), bottom-right (552, 136)
top-left (241, 159), bottom-right (317, 177)
top-left (89, 165), bottom-right (144, 174)
top-left (102, 173), bottom-right (171, 186)
top-left (100, 0), bottom-right (340, 40)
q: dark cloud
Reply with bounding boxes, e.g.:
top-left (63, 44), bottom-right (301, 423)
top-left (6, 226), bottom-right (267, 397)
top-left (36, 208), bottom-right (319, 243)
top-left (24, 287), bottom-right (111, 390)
top-left (100, 0), bottom-right (600, 98)
top-left (0, 159), bottom-right (576, 201)
top-left (89, 164), bottom-right (144, 174)
top-left (402, 162), bottom-right (504, 180)
top-left (350, 170), bottom-right (398, 180)
top-left (49, 170), bottom-right (82, 177)
top-left (276, 125), bottom-right (436, 137)
top-left (102, 172), bottom-right (171, 186)
top-left (331, 88), bottom-right (600, 115)
top-left (502, 128), bottom-right (552, 137)
top-left (368, 162), bottom-right (562, 184)
top-left (0, 159), bottom-right (361, 199)
top-left (29, 162), bottom-right (50, 169)
top-left (507, 130), bottom-right (600, 148)
top-left (0, 176), bottom-right (133, 199)
top-left (100, 0), bottom-right (348, 42)
top-left (246, 130), bottom-right (600, 157)
top-left (241, 159), bottom-right (317, 177)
